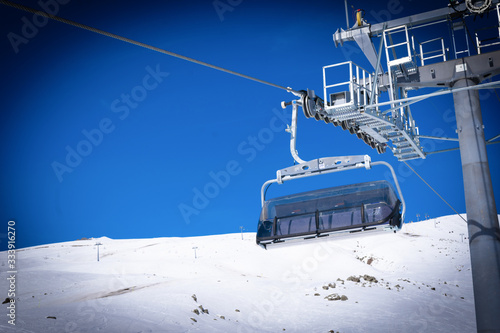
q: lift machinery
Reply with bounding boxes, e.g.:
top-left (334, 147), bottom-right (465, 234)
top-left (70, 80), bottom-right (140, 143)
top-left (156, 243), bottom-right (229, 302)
top-left (258, 1), bottom-right (500, 332)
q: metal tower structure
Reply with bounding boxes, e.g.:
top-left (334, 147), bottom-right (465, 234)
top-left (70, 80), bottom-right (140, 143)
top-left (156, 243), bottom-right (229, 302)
top-left (323, 1), bottom-right (500, 332)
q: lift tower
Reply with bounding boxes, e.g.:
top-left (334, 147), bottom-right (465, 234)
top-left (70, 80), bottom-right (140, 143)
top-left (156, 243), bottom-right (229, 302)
top-left (332, 1), bottom-right (500, 332)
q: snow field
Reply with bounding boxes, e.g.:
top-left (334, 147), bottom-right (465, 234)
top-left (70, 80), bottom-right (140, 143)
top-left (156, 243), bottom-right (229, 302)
top-left (0, 215), bottom-right (481, 332)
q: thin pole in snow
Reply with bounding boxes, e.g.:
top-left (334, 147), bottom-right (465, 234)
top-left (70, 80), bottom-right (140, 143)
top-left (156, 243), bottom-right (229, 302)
top-left (192, 246), bottom-right (198, 259)
top-left (240, 226), bottom-right (244, 240)
top-left (95, 242), bottom-right (102, 262)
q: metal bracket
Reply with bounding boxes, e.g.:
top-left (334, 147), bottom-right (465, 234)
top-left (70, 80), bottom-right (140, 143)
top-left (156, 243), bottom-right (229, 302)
top-left (262, 155), bottom-right (371, 203)
top-left (277, 155), bottom-right (370, 184)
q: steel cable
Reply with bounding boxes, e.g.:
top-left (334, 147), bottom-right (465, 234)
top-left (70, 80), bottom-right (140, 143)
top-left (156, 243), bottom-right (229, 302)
top-left (403, 161), bottom-right (468, 223)
top-left (1, 0), bottom-right (298, 94)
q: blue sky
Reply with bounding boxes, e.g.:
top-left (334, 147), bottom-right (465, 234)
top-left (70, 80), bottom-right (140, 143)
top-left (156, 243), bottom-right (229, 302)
top-left (1, 0), bottom-right (499, 250)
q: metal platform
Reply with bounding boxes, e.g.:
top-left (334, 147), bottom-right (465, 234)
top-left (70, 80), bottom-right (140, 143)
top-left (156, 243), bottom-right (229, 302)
top-left (322, 61), bottom-right (425, 161)
top-left (328, 107), bottom-right (423, 161)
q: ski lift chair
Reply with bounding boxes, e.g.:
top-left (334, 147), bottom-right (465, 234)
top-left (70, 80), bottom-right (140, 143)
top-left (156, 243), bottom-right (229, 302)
top-left (256, 93), bottom-right (405, 248)
top-left (257, 180), bottom-right (402, 247)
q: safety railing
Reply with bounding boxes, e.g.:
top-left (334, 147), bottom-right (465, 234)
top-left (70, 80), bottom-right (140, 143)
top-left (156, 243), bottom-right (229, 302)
top-left (383, 25), bottom-right (413, 68)
top-left (322, 61), bottom-right (377, 112)
top-left (414, 37), bottom-right (447, 65)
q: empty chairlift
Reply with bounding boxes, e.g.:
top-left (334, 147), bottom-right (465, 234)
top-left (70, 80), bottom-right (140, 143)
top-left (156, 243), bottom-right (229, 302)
top-left (257, 180), bottom-right (403, 248)
top-left (257, 92), bottom-right (405, 248)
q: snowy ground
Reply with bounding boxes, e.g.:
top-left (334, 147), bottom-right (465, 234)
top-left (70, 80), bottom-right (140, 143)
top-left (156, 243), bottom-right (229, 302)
top-left (1, 215), bottom-right (480, 332)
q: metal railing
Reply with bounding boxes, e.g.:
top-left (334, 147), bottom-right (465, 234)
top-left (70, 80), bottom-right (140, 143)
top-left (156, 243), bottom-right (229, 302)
top-left (383, 25), bottom-right (413, 68)
top-left (322, 61), bottom-right (377, 112)
top-left (415, 37), bottom-right (447, 65)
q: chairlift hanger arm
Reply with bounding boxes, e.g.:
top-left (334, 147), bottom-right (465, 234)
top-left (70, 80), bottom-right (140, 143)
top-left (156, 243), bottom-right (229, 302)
top-left (282, 91), bottom-right (325, 165)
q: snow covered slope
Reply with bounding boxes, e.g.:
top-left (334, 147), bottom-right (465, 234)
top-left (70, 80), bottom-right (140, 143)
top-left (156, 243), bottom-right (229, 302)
top-left (1, 215), bottom-right (479, 332)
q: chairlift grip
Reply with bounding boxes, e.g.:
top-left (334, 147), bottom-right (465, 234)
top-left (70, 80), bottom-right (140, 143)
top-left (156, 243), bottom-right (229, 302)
top-left (290, 101), bottom-right (307, 165)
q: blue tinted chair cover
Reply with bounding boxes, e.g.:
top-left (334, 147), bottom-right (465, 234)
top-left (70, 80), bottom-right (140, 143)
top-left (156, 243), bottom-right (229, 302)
top-left (257, 180), bottom-right (402, 246)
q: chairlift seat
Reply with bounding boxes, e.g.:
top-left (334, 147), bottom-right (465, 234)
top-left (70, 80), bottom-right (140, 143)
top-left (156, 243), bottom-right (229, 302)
top-left (257, 180), bottom-right (402, 247)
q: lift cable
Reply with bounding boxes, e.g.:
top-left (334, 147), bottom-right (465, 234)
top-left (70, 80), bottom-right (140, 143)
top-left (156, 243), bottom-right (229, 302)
top-left (403, 161), bottom-right (468, 223)
top-left (0, 0), bottom-right (299, 95)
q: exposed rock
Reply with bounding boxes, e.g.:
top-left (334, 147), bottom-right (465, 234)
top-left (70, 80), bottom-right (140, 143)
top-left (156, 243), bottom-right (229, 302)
top-left (362, 274), bottom-right (378, 283)
top-left (347, 274), bottom-right (378, 283)
top-left (325, 293), bottom-right (341, 301)
top-left (357, 256), bottom-right (376, 265)
top-left (324, 293), bottom-right (347, 301)
top-left (347, 276), bottom-right (360, 283)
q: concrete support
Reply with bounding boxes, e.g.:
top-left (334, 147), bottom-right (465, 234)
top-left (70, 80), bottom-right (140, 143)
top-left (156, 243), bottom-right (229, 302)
top-left (453, 78), bottom-right (500, 333)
